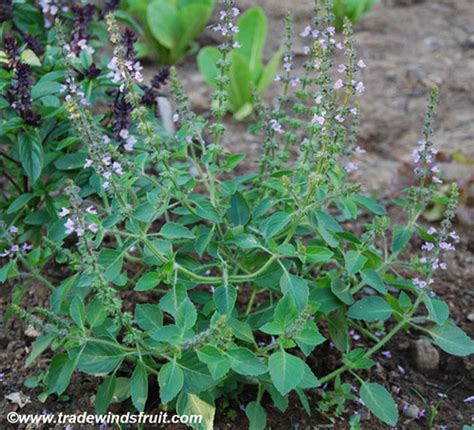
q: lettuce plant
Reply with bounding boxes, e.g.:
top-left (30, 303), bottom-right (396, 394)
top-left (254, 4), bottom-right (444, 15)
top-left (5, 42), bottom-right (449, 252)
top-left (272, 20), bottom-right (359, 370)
top-left (125, 0), bottom-right (215, 64)
top-left (198, 6), bottom-right (282, 119)
top-left (332, 0), bottom-right (379, 31)
top-left (2, 1), bottom-right (473, 429)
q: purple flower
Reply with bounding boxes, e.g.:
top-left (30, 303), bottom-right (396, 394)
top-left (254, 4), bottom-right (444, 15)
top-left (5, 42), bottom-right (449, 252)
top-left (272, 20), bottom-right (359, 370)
top-left (464, 395), bottom-right (474, 403)
top-left (0, 0), bottom-right (13, 23)
top-left (356, 81), bottom-right (365, 93)
top-left (344, 162), bottom-right (358, 173)
top-left (427, 227), bottom-right (437, 235)
top-left (381, 350), bottom-right (392, 359)
top-left (59, 208), bottom-right (70, 218)
top-left (338, 64), bottom-right (346, 73)
top-left (300, 26), bottom-right (311, 38)
top-left (421, 242), bottom-right (435, 251)
top-left (111, 91), bottom-right (133, 142)
top-left (70, 4), bottom-right (96, 56)
top-left (86, 206), bottom-right (97, 215)
top-left (413, 278), bottom-right (427, 289)
top-left (439, 242), bottom-right (455, 251)
top-left (357, 59), bottom-right (366, 68)
top-left (334, 79), bottom-right (344, 90)
top-left (312, 114), bottom-right (325, 125)
top-left (9, 226), bottom-right (18, 234)
top-left (270, 119), bottom-right (284, 134)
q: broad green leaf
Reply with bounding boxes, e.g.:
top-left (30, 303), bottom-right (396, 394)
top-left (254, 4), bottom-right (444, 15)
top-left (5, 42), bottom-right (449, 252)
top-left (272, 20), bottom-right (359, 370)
top-left (69, 296), bottom-right (86, 331)
top-left (197, 345), bottom-right (230, 380)
top-left (131, 362), bottom-right (148, 412)
top-left (78, 341), bottom-right (124, 375)
top-left (268, 350), bottom-right (305, 396)
top-left (25, 334), bottom-right (53, 368)
top-left (327, 310), bottom-right (350, 352)
top-left (20, 49), bottom-right (41, 66)
top-left (197, 47), bottom-right (220, 88)
top-left (245, 401), bottom-right (267, 430)
top-left (391, 225), bottom-right (412, 253)
top-left (330, 277), bottom-right (353, 305)
top-left (213, 284), bottom-right (237, 315)
top-left (134, 271), bottom-right (161, 291)
top-left (18, 131), bottom-right (43, 183)
top-left (303, 246), bottom-right (334, 264)
top-left (428, 321), bottom-right (474, 356)
top-left (227, 347), bottom-right (267, 376)
top-left (98, 249), bottom-right (124, 282)
top-left (86, 298), bottom-right (107, 329)
top-left (159, 359), bottom-right (184, 404)
top-left (359, 382), bottom-right (398, 426)
top-left (176, 4), bottom-right (213, 57)
top-left (134, 303), bottom-right (163, 331)
top-left (347, 297), bottom-right (392, 321)
top-left (0, 261), bottom-right (12, 284)
top-left (7, 193), bottom-right (34, 214)
top-left (274, 293), bottom-right (298, 330)
top-left (279, 273), bottom-right (309, 312)
top-left (297, 361), bottom-right (320, 389)
top-left (147, 0), bottom-right (179, 49)
top-left (227, 192), bottom-right (251, 226)
top-left (95, 376), bottom-right (116, 414)
top-left (45, 353), bottom-right (78, 395)
top-left (228, 52), bottom-right (253, 111)
top-left (175, 297), bottom-right (197, 331)
top-left (235, 7), bottom-right (266, 77)
top-left (345, 250), bottom-right (368, 276)
top-left (257, 48), bottom-right (283, 93)
top-left (360, 269), bottom-right (387, 294)
top-left (352, 194), bottom-right (386, 215)
top-left (54, 152), bottom-right (87, 170)
top-left (176, 392), bottom-right (215, 430)
top-left (259, 211), bottom-right (291, 238)
top-left (160, 222), bottom-right (194, 239)
top-left (423, 296), bottom-right (449, 326)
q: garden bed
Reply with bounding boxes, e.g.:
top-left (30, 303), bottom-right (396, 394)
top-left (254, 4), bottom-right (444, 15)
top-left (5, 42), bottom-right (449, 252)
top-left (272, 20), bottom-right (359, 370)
top-left (1, 0), bottom-right (473, 428)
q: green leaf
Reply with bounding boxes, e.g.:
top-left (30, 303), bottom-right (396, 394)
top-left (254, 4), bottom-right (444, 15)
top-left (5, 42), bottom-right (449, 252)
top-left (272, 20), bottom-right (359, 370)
top-left (131, 362), bottom-right (148, 412)
top-left (147, 0), bottom-right (179, 49)
top-left (18, 131), bottom-right (43, 183)
top-left (175, 4), bottom-right (213, 58)
top-left (235, 7), bottom-right (266, 77)
top-left (134, 271), bottom-right (161, 291)
top-left (268, 350), bottom-right (305, 396)
top-left (330, 277), bottom-right (353, 305)
top-left (46, 353), bottom-right (78, 395)
top-left (197, 346), bottom-right (230, 380)
top-left (197, 47), bottom-right (220, 88)
top-left (54, 152), bottom-right (88, 170)
top-left (134, 304), bottom-right (163, 331)
top-left (391, 225), bottom-right (412, 253)
top-left (297, 361), bottom-right (320, 389)
top-left (0, 261), bottom-right (12, 284)
top-left (158, 359), bottom-right (184, 404)
top-left (7, 193), bottom-right (34, 214)
top-left (345, 250), bottom-right (368, 276)
top-left (274, 294), bottom-right (298, 330)
top-left (428, 321), bottom-right (474, 356)
top-left (303, 246), bottom-right (334, 264)
top-left (227, 192), bottom-right (251, 226)
top-left (228, 52), bottom-right (253, 111)
top-left (98, 249), bottom-right (123, 281)
top-left (69, 296), bottom-right (86, 330)
top-left (160, 222), bottom-right (195, 239)
top-left (257, 48), bottom-right (283, 93)
top-left (95, 376), bottom-right (116, 414)
top-left (279, 273), bottom-right (309, 312)
top-left (78, 341), bottom-right (124, 375)
top-left (347, 297), bottom-right (392, 321)
top-left (352, 194), bottom-right (386, 215)
top-left (20, 49), bottom-right (41, 66)
top-left (359, 382), bottom-right (398, 426)
top-left (259, 211), bottom-right (291, 238)
top-left (245, 401), bottom-right (267, 430)
top-left (213, 284), bottom-right (237, 315)
top-left (86, 298), bottom-right (107, 329)
top-left (176, 392), bottom-right (215, 430)
top-left (25, 334), bottom-right (53, 368)
top-left (423, 296), bottom-right (449, 326)
top-left (227, 347), bottom-right (267, 376)
top-left (360, 269), bottom-right (387, 294)
top-left (175, 297), bottom-right (197, 330)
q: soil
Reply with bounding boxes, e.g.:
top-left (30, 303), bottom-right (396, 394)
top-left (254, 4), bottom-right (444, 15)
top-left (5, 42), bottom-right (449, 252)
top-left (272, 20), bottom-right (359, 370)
top-left (1, 0), bottom-right (474, 429)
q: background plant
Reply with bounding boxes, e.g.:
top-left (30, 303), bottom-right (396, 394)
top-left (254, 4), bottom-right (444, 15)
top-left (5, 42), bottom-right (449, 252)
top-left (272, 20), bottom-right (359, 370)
top-left (125, 0), bottom-right (215, 64)
top-left (332, 0), bottom-right (379, 31)
top-left (198, 6), bottom-right (282, 119)
top-left (1, 1), bottom-right (473, 429)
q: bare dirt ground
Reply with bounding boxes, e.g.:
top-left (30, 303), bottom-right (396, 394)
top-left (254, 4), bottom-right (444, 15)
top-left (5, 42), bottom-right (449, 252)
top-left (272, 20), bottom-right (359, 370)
top-left (1, 0), bottom-right (473, 428)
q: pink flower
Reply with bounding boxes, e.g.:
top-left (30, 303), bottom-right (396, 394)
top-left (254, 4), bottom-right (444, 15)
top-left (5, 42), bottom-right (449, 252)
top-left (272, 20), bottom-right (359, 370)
top-left (64, 219), bottom-right (75, 235)
top-left (311, 114), bottom-right (325, 125)
top-left (124, 135), bottom-right (136, 152)
top-left (356, 81), bottom-right (365, 93)
top-left (59, 208), bottom-right (70, 218)
top-left (413, 278), bottom-right (427, 289)
top-left (357, 59), bottom-right (366, 68)
top-left (270, 119), bottom-right (284, 134)
top-left (88, 223), bottom-right (98, 234)
top-left (421, 242), bottom-right (435, 251)
top-left (335, 114), bottom-right (345, 123)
